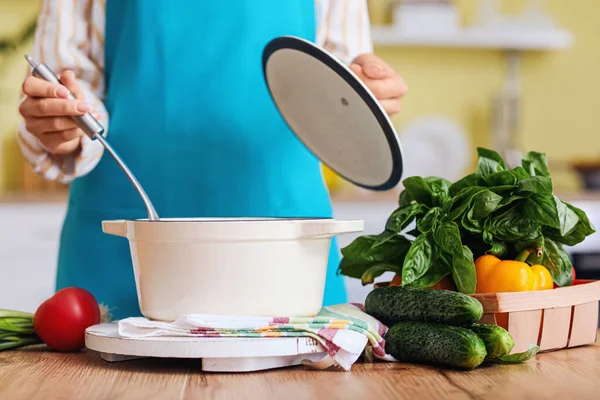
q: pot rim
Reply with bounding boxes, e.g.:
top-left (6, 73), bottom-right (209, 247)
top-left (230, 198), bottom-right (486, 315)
top-left (123, 217), bottom-right (338, 223)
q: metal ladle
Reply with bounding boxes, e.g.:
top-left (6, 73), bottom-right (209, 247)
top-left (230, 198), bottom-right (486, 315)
top-left (25, 55), bottom-right (160, 221)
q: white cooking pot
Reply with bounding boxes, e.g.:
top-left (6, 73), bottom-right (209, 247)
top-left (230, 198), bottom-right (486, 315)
top-left (102, 218), bottom-right (363, 321)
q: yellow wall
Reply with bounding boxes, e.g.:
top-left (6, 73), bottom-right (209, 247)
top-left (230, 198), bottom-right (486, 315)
top-left (370, 0), bottom-right (600, 191)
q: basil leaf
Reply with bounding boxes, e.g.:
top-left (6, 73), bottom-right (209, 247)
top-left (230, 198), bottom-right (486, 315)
top-left (402, 234), bottom-right (433, 285)
top-left (523, 194), bottom-right (579, 235)
top-left (398, 189), bottom-right (414, 208)
top-left (370, 230), bottom-right (398, 248)
top-left (417, 207), bottom-right (441, 234)
top-left (386, 203), bottom-right (424, 233)
top-left (407, 255), bottom-right (452, 289)
top-left (515, 232), bottom-right (544, 253)
top-left (517, 176), bottom-right (553, 195)
top-left (448, 186), bottom-right (486, 220)
top-left (495, 344), bottom-right (540, 364)
top-left (425, 176), bottom-right (452, 193)
top-left (449, 173), bottom-right (481, 197)
top-left (522, 151), bottom-right (550, 177)
top-left (486, 241), bottom-right (507, 257)
top-left (498, 193), bottom-right (530, 209)
top-left (403, 176), bottom-right (435, 206)
top-left (360, 264), bottom-right (403, 285)
top-left (511, 166), bottom-right (530, 180)
top-left (461, 212), bottom-right (484, 234)
top-left (542, 238), bottom-right (573, 287)
top-left (338, 258), bottom-right (374, 279)
top-left (482, 228), bottom-right (494, 245)
top-left (426, 176), bottom-right (452, 206)
top-left (469, 190), bottom-right (503, 220)
top-left (487, 206), bottom-right (539, 241)
top-left (476, 148), bottom-right (507, 176)
top-left (452, 245), bottom-right (477, 294)
top-left (339, 235), bottom-right (412, 278)
top-left (544, 203), bottom-right (597, 246)
top-left (341, 235), bottom-right (412, 263)
top-left (434, 221), bottom-right (463, 255)
top-left (483, 170), bottom-right (518, 187)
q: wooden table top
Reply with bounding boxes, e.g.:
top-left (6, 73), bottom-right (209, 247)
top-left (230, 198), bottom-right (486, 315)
top-left (1, 340), bottom-right (599, 400)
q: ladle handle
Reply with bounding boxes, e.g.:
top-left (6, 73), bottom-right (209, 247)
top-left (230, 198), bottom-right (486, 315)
top-left (25, 55), bottom-right (103, 140)
top-left (24, 55), bottom-right (160, 221)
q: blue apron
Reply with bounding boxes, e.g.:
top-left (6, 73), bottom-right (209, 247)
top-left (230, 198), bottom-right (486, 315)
top-left (56, 0), bottom-right (347, 320)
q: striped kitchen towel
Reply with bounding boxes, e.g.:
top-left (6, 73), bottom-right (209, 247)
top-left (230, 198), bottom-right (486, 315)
top-left (118, 303), bottom-right (387, 371)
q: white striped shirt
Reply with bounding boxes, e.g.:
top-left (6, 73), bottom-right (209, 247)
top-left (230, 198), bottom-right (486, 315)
top-left (18, 0), bottom-right (373, 183)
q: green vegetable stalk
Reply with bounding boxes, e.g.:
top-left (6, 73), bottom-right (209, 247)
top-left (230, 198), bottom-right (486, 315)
top-left (0, 310), bottom-right (42, 351)
top-left (338, 148), bottom-right (596, 293)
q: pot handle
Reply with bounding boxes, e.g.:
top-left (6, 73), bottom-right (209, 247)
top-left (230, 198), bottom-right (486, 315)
top-left (102, 220), bottom-right (127, 237)
top-left (309, 220), bottom-right (364, 238)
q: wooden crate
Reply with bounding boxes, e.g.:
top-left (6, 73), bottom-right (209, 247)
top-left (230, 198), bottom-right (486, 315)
top-left (374, 280), bottom-right (600, 354)
top-left (471, 280), bottom-right (600, 354)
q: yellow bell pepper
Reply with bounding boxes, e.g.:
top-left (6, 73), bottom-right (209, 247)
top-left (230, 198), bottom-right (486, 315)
top-left (475, 252), bottom-right (553, 294)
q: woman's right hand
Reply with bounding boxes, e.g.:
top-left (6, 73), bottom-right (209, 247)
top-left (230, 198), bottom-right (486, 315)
top-left (19, 70), bottom-right (94, 155)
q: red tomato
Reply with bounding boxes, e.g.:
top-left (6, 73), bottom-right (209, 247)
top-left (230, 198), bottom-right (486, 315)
top-left (34, 288), bottom-right (101, 352)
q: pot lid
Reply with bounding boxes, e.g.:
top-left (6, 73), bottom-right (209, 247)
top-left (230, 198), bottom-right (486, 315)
top-left (262, 36), bottom-right (403, 191)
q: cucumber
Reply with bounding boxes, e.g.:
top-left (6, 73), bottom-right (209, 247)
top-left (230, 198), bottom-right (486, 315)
top-left (468, 323), bottom-right (515, 359)
top-left (385, 321), bottom-right (487, 370)
top-left (365, 286), bottom-right (483, 327)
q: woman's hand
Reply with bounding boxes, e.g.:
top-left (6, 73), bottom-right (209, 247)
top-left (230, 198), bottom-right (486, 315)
top-left (19, 70), bottom-right (94, 155)
top-left (350, 54), bottom-right (407, 116)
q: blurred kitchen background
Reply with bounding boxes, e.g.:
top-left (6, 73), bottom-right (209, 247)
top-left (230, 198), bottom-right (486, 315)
top-left (1, 0), bottom-right (599, 311)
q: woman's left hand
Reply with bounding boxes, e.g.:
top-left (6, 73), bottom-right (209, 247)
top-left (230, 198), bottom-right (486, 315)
top-left (350, 54), bottom-right (407, 116)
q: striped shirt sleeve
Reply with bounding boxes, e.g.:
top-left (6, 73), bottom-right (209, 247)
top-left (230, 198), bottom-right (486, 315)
top-left (316, 0), bottom-right (373, 65)
top-left (18, 0), bottom-right (108, 184)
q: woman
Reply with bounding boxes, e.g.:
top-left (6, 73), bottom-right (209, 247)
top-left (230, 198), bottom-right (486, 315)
top-left (18, 0), bottom-right (407, 320)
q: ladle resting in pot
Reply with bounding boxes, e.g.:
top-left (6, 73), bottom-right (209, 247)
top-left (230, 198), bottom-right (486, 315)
top-left (24, 55), bottom-right (160, 221)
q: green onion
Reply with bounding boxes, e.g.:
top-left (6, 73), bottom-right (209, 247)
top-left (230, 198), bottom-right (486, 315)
top-left (0, 310), bottom-right (35, 319)
top-left (0, 309), bottom-right (41, 351)
top-left (0, 337), bottom-right (42, 351)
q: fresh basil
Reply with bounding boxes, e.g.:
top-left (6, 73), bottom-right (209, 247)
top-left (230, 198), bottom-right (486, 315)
top-left (426, 176), bottom-right (452, 206)
top-left (433, 221), bottom-right (463, 255)
top-left (468, 190), bottom-right (503, 220)
top-left (417, 207), bottom-right (441, 234)
top-left (486, 206), bottom-right (539, 241)
top-left (339, 235), bottom-right (411, 279)
top-left (542, 238), bottom-right (573, 287)
top-left (522, 151), bottom-right (550, 177)
top-left (544, 203), bottom-right (596, 246)
top-left (447, 186), bottom-right (486, 220)
top-left (370, 230), bottom-right (398, 248)
top-left (483, 170), bottom-right (518, 187)
top-left (476, 148), bottom-right (507, 176)
top-left (517, 176), bottom-right (553, 195)
top-left (398, 188), bottom-right (415, 208)
top-left (403, 176), bottom-right (435, 206)
top-left (511, 166), bottom-right (530, 180)
top-left (523, 194), bottom-right (579, 236)
top-left (338, 147), bottom-right (596, 294)
top-left (407, 255), bottom-right (452, 289)
top-left (449, 173), bottom-right (481, 197)
top-left (360, 264), bottom-right (402, 285)
top-left (401, 234), bottom-right (434, 285)
top-left (386, 203), bottom-right (424, 233)
top-left (452, 246), bottom-right (477, 294)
